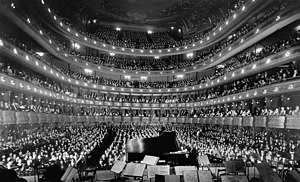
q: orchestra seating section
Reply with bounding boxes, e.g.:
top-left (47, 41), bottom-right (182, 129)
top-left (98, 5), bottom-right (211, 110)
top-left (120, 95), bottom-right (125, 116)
top-left (1, 0), bottom-right (300, 181)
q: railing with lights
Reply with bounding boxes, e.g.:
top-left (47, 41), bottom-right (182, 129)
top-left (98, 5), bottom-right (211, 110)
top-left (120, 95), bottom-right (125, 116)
top-left (37, 0), bottom-right (262, 55)
top-left (4, 3), bottom-right (299, 78)
top-left (1, 110), bottom-right (300, 130)
top-left (1, 69), bottom-right (300, 109)
top-left (1, 36), bottom-right (300, 95)
top-left (8, 3), bottom-right (297, 77)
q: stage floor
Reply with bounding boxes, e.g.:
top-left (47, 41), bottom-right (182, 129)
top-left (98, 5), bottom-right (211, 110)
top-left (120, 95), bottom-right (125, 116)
top-left (21, 166), bottom-right (261, 182)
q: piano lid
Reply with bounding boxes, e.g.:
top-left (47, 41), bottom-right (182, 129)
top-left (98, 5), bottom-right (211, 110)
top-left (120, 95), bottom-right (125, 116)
top-left (126, 131), bottom-right (180, 154)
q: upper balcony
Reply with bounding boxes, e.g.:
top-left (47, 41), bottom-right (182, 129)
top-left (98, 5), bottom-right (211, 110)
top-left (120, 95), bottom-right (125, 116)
top-left (33, 0), bottom-right (268, 56)
top-left (1, 67), bottom-right (300, 109)
top-left (1, 36), bottom-right (299, 97)
top-left (2, 2), bottom-right (299, 77)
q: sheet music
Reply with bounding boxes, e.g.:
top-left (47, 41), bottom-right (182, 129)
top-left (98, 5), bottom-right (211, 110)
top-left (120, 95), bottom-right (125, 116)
top-left (164, 175), bottom-right (181, 182)
top-left (96, 170), bottom-right (115, 181)
top-left (141, 155), bottom-right (159, 165)
top-left (147, 165), bottom-right (170, 179)
top-left (256, 162), bottom-right (282, 182)
top-left (199, 171), bottom-right (213, 182)
top-left (123, 163), bottom-right (146, 177)
top-left (183, 170), bottom-right (200, 182)
top-left (213, 149), bottom-right (222, 158)
top-left (174, 166), bottom-right (197, 175)
top-left (289, 170), bottom-right (300, 181)
top-left (221, 175), bottom-right (248, 182)
top-left (198, 155), bottom-right (210, 166)
top-left (111, 160), bottom-right (126, 174)
top-left (65, 168), bottom-right (78, 182)
top-left (61, 167), bottom-right (72, 181)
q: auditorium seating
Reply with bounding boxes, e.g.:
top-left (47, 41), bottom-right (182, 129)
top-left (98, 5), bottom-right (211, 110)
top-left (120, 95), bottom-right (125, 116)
top-left (0, 0), bottom-right (300, 181)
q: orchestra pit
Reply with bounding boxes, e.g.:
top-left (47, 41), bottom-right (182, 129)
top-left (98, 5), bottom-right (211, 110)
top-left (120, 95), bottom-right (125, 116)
top-left (1, 0), bottom-right (300, 181)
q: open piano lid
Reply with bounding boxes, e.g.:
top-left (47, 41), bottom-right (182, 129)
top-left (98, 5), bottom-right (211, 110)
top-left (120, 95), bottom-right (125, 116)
top-left (126, 131), bottom-right (180, 155)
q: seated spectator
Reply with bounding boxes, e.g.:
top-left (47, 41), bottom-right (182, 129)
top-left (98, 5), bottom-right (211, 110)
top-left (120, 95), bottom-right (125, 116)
top-left (279, 107), bottom-right (286, 116)
top-left (292, 106), bottom-right (300, 115)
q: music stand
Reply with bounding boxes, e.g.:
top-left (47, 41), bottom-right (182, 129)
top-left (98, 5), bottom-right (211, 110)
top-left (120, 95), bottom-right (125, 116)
top-left (249, 152), bottom-right (260, 180)
top-left (147, 165), bottom-right (170, 182)
top-left (123, 163), bottom-right (146, 181)
top-left (182, 170), bottom-right (201, 182)
top-left (141, 155), bottom-right (159, 166)
top-left (256, 162), bottom-right (282, 182)
top-left (60, 167), bottom-right (78, 182)
top-left (198, 155), bottom-right (210, 170)
top-left (110, 160), bottom-right (126, 178)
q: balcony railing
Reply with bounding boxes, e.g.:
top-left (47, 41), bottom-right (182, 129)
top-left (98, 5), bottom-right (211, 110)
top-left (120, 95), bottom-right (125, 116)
top-left (2, 1), bottom-right (298, 77)
top-left (38, 0), bottom-right (262, 55)
top-left (1, 110), bottom-right (299, 130)
top-left (1, 71), bottom-right (300, 108)
top-left (1, 37), bottom-right (300, 94)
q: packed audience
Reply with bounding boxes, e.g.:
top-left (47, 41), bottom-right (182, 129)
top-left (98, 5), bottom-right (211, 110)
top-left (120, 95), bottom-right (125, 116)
top-left (56, 34), bottom-right (300, 89)
top-left (44, 0), bottom-right (246, 49)
top-left (1, 0), bottom-right (300, 180)
top-left (199, 63), bottom-right (299, 101)
top-left (0, 31), bottom-right (299, 108)
top-left (2, 89), bottom-right (300, 118)
top-left (93, 1), bottom-right (283, 50)
top-left (48, 2), bottom-right (287, 71)
top-left (3, 0), bottom-right (290, 76)
top-left (0, 125), bottom-right (109, 176)
top-left (98, 125), bottom-right (159, 169)
top-left (1, 54), bottom-right (299, 109)
top-left (175, 125), bottom-right (300, 171)
top-left (12, 31), bottom-right (295, 91)
top-left (1, 123), bottom-right (299, 180)
top-left (93, 29), bottom-right (178, 49)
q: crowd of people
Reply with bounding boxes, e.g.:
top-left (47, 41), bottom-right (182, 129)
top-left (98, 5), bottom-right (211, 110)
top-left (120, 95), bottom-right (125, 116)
top-left (2, 88), bottom-right (300, 118)
top-left (0, 125), bottom-right (109, 176)
top-left (0, 31), bottom-right (299, 119)
top-left (2, 0), bottom-right (291, 79)
top-left (93, 29), bottom-right (178, 49)
top-left (200, 63), bottom-right (298, 101)
top-left (56, 2), bottom-right (287, 72)
top-left (58, 34), bottom-right (300, 89)
top-left (176, 125), bottom-right (299, 170)
top-left (98, 125), bottom-right (159, 169)
top-left (2, 1), bottom-right (300, 181)
top-left (77, 53), bottom-right (197, 71)
top-left (46, 0), bottom-right (246, 49)
top-left (0, 124), bottom-right (299, 180)
top-left (1, 53), bottom-right (299, 111)
top-left (1, 30), bottom-right (300, 110)
top-left (6, 20), bottom-right (294, 91)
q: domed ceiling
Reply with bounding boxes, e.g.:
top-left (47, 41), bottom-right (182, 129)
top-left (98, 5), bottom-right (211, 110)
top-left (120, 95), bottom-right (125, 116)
top-left (44, 0), bottom-right (241, 33)
top-left (82, 0), bottom-right (199, 22)
top-left (81, 0), bottom-right (240, 23)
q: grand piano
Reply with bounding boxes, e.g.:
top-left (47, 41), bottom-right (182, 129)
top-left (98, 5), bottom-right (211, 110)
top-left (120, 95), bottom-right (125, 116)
top-left (126, 131), bottom-right (195, 166)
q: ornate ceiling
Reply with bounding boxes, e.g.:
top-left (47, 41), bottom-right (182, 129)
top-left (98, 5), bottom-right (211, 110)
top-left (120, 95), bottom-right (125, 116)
top-left (82, 0), bottom-right (199, 21)
top-left (44, 0), bottom-right (242, 31)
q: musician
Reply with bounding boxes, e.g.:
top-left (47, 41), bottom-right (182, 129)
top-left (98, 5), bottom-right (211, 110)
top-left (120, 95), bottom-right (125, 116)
top-left (159, 126), bottom-right (166, 135)
top-left (189, 147), bottom-right (199, 168)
